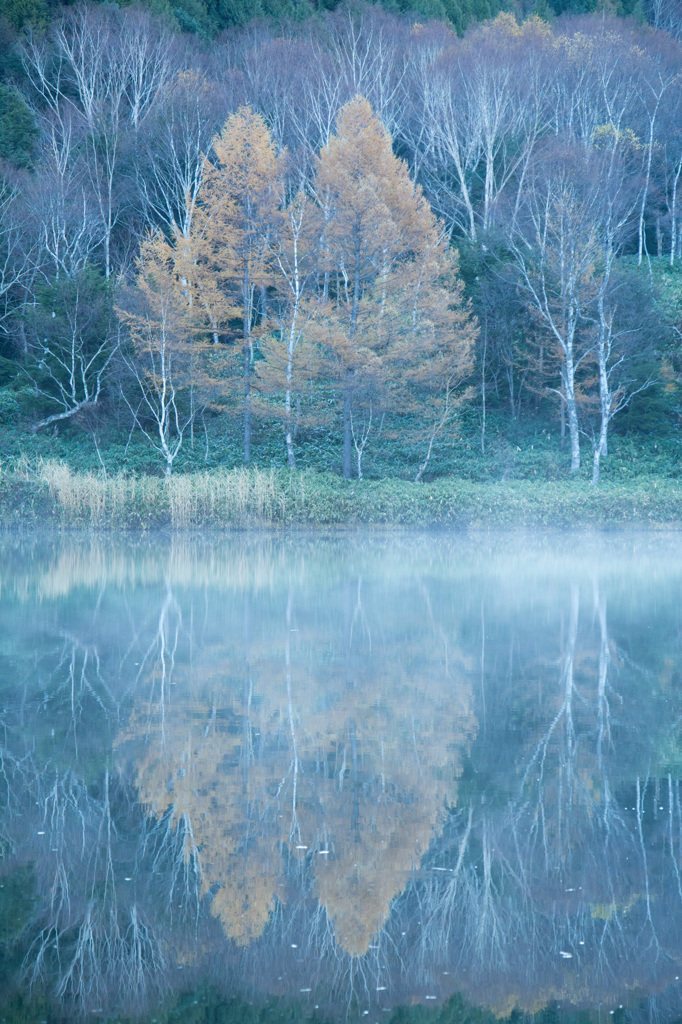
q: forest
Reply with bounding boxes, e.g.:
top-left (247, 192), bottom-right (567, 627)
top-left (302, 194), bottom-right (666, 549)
top-left (1, 0), bottom-right (682, 496)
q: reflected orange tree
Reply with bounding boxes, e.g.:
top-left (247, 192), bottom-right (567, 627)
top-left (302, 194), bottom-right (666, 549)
top-left (117, 584), bottom-right (477, 956)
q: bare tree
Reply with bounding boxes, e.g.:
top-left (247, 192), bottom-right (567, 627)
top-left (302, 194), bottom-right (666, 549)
top-left (0, 178), bottom-right (35, 337)
top-left (118, 234), bottom-right (198, 477)
top-left (258, 189), bottom-right (322, 470)
top-left (26, 115), bottom-right (104, 282)
top-left (136, 70), bottom-right (224, 239)
top-left (22, 5), bottom-right (175, 281)
top-left (119, 8), bottom-right (175, 132)
top-left (585, 268), bottom-right (657, 484)
top-left (508, 143), bottom-right (606, 473)
top-left (26, 269), bottom-right (120, 433)
top-left (416, 18), bottom-right (554, 241)
top-left (631, 46), bottom-right (680, 266)
top-left (574, 130), bottom-right (653, 483)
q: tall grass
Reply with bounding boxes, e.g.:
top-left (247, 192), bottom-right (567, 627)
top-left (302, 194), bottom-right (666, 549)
top-left (32, 460), bottom-right (298, 527)
top-left (166, 466), bottom-right (289, 527)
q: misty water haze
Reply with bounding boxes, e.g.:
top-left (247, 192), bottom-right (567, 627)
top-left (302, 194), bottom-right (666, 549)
top-left (1, 531), bottom-right (682, 1023)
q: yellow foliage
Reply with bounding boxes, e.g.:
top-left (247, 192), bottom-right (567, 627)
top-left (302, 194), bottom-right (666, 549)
top-left (591, 893), bottom-right (639, 920)
top-left (117, 615), bottom-right (477, 956)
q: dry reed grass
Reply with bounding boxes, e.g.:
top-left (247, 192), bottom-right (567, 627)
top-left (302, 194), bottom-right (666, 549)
top-left (34, 459), bottom-right (300, 527)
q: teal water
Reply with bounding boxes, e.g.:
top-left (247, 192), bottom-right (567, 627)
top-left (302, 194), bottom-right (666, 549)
top-left (1, 531), bottom-right (682, 1023)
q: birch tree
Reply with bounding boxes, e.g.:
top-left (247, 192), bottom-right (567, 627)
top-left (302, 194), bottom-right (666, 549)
top-left (0, 178), bottom-right (34, 337)
top-left (26, 267), bottom-right (120, 433)
top-left (136, 70), bottom-right (224, 239)
top-left (118, 233), bottom-right (198, 477)
top-left (257, 189), bottom-right (323, 470)
top-left (508, 143), bottom-right (601, 473)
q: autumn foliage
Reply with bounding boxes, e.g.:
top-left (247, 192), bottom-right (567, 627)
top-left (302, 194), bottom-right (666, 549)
top-left (132, 97), bottom-right (476, 478)
top-left (6, 5), bottom-right (679, 482)
top-left (121, 601), bottom-right (477, 957)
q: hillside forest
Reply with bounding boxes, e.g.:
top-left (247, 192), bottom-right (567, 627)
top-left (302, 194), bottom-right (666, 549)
top-left (2, 0), bottom-right (682, 484)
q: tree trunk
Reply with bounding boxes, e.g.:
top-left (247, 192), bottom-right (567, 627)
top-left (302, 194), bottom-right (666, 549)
top-left (104, 228), bottom-right (111, 281)
top-left (343, 382), bottom-right (352, 480)
top-left (596, 289), bottom-right (612, 464)
top-left (483, 140), bottom-right (494, 233)
top-left (638, 112), bottom-right (657, 266)
top-left (480, 359), bottom-right (486, 455)
top-left (285, 360), bottom-right (296, 469)
top-left (592, 445), bottom-right (601, 486)
top-left (244, 344), bottom-right (251, 465)
top-left (567, 397), bottom-right (581, 473)
top-left (563, 361), bottom-right (580, 472)
top-left (593, 396), bottom-right (609, 485)
top-left (32, 400), bottom-right (92, 433)
top-left (285, 288), bottom-right (299, 470)
top-left (343, 259), bottom-right (361, 481)
top-left (243, 260), bottom-right (251, 465)
top-left (285, 427), bottom-right (296, 470)
top-left (449, 139), bottom-right (476, 241)
top-left (672, 176), bottom-right (678, 266)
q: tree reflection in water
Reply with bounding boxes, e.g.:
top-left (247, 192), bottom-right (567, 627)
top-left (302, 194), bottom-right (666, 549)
top-left (1, 534), bottom-right (682, 1021)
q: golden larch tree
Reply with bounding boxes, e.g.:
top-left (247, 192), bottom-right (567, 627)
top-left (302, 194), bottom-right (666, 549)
top-left (311, 96), bottom-right (475, 479)
top-left (191, 107), bottom-right (284, 464)
top-left (384, 240), bottom-right (476, 482)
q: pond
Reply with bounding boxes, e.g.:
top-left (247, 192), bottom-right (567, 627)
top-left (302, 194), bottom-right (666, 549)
top-left (1, 531), bottom-right (682, 1024)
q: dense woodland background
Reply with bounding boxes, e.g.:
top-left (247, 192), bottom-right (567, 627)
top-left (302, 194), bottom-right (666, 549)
top-left (2, 0), bottom-right (682, 484)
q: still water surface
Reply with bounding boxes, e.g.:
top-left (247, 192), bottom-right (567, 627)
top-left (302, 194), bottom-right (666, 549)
top-left (2, 531), bottom-right (682, 1022)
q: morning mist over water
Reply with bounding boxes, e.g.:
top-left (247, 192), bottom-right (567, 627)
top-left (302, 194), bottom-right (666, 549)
top-left (1, 531), bottom-right (682, 1023)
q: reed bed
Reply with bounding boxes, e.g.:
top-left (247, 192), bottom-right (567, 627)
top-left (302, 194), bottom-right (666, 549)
top-left (29, 460), bottom-right (300, 528)
top-left (166, 466), bottom-right (289, 527)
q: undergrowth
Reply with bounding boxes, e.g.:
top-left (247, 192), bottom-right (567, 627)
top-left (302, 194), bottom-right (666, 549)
top-left (1, 458), bottom-right (680, 529)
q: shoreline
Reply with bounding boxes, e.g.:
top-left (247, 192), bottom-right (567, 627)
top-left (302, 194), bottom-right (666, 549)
top-left (0, 463), bottom-right (679, 530)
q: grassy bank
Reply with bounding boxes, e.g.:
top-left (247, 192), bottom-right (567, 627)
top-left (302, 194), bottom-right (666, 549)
top-left (0, 459), bottom-right (680, 529)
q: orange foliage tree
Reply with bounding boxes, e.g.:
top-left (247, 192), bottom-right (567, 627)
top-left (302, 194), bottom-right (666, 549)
top-left (311, 96), bottom-right (476, 479)
top-left (118, 583), bottom-right (477, 958)
top-left (190, 107), bottom-right (284, 464)
top-left (131, 98), bottom-right (475, 477)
